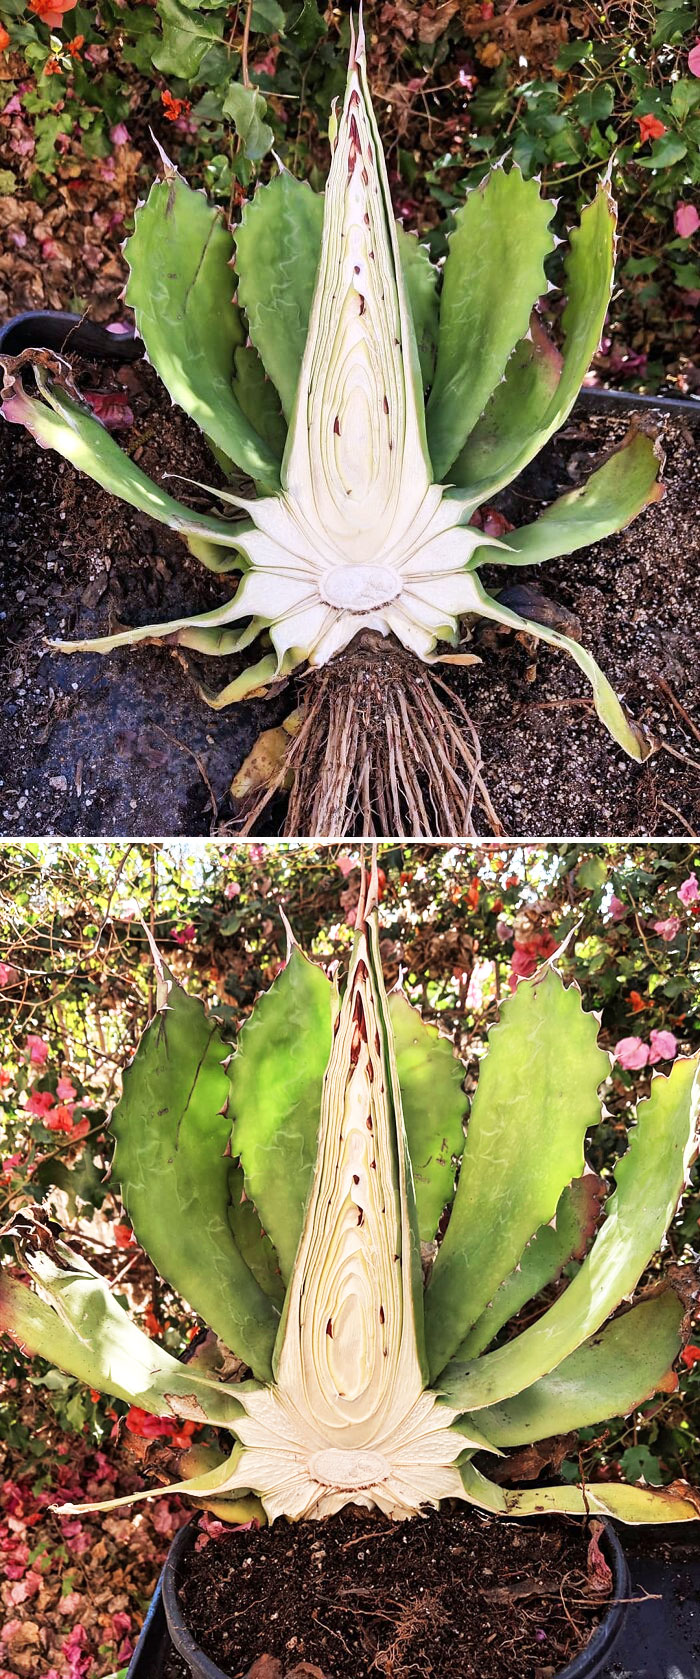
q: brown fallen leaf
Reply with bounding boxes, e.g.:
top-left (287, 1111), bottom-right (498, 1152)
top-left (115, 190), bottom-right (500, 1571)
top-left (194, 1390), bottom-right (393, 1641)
top-left (248, 1658), bottom-right (284, 1679)
top-left (586, 1519), bottom-right (613, 1597)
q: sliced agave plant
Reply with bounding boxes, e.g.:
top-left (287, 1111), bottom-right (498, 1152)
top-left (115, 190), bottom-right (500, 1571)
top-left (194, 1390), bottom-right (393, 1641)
top-left (2, 868), bottom-right (699, 1532)
top-left (1, 17), bottom-right (663, 836)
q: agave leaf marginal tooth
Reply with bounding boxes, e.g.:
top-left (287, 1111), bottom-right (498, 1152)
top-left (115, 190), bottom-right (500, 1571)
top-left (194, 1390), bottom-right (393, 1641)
top-left (214, 905), bottom-right (483, 1523)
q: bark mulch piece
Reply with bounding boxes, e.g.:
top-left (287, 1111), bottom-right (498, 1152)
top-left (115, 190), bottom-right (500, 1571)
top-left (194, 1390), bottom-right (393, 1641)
top-left (161, 1506), bottom-right (609, 1679)
top-left (1, 355), bottom-right (698, 837)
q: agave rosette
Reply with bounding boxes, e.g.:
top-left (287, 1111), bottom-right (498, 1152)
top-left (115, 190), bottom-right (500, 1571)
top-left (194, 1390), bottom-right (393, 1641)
top-left (1, 21), bottom-right (662, 758)
top-left (2, 875), bottom-right (699, 1529)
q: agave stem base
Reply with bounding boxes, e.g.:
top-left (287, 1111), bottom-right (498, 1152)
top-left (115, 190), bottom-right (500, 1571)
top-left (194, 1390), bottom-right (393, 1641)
top-left (238, 632), bottom-right (503, 838)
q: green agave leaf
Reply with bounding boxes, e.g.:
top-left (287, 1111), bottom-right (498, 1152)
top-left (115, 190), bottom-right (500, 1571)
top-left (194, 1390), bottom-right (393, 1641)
top-left (233, 346), bottom-right (288, 460)
top-left (1, 371), bottom-right (245, 550)
top-left (443, 1054), bottom-right (700, 1414)
top-left (447, 315), bottom-right (562, 496)
top-left (396, 227), bottom-right (439, 390)
top-left (124, 168), bottom-right (280, 491)
top-left (228, 938), bottom-right (339, 1284)
top-left (55, 1442), bottom-right (249, 1517)
top-left (426, 166), bottom-right (556, 482)
top-left (450, 177), bottom-right (617, 500)
top-left (112, 969), bottom-right (279, 1381)
top-left (459, 1458), bottom-right (700, 1523)
top-left (461, 1290), bottom-right (684, 1446)
top-left (455, 1172), bottom-right (606, 1360)
top-left (425, 965), bottom-right (609, 1383)
top-left (479, 428), bottom-right (665, 569)
top-left (227, 1163), bottom-right (285, 1306)
top-left (469, 574), bottom-right (653, 762)
top-left (234, 171), bottom-right (324, 422)
top-left (0, 1247), bottom-right (243, 1427)
top-left (389, 988), bottom-right (465, 1242)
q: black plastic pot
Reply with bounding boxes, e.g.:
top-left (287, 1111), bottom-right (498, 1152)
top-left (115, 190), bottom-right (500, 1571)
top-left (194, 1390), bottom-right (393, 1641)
top-left (0, 309), bottom-right (143, 360)
top-left (2, 309), bottom-right (699, 422)
top-left (126, 1516), bottom-right (631, 1679)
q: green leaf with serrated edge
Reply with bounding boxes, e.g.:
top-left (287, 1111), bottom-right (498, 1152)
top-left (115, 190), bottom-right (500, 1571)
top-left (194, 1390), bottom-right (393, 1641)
top-left (449, 178), bottom-right (616, 502)
top-left (442, 1055), bottom-right (700, 1415)
top-left (152, 0), bottom-right (224, 80)
top-left (455, 1172), bottom-right (606, 1360)
top-left (227, 1162), bottom-right (285, 1305)
top-left (426, 167), bottom-right (555, 481)
top-left (0, 1251), bottom-right (243, 1427)
top-left (388, 989), bottom-right (465, 1242)
top-left (449, 315), bottom-right (562, 493)
top-left (457, 1291), bottom-right (683, 1447)
top-left (229, 940), bottom-right (338, 1284)
top-left (233, 346), bottom-right (287, 460)
top-left (124, 169), bottom-right (280, 491)
top-left (112, 973), bottom-right (279, 1380)
top-left (396, 227), bottom-right (439, 390)
top-left (475, 429), bottom-right (664, 570)
top-left (223, 83), bottom-right (274, 162)
top-left (425, 965), bottom-right (609, 1383)
top-left (234, 171), bottom-right (323, 422)
top-left (1, 373), bottom-right (247, 551)
top-left (459, 1458), bottom-right (700, 1524)
top-left (467, 574), bottom-right (653, 762)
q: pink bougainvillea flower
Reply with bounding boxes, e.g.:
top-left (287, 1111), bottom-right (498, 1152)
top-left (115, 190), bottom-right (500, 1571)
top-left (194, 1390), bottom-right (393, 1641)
top-left (26, 1088), bottom-right (55, 1116)
top-left (653, 915), bottom-right (682, 942)
top-left (337, 855), bottom-right (355, 877)
top-left (614, 1035), bottom-right (650, 1070)
top-left (224, 880), bottom-right (241, 899)
top-left (679, 873), bottom-right (699, 906)
top-left (675, 203), bottom-right (700, 238)
top-left (649, 1028), bottom-right (678, 1063)
top-left (636, 113), bottom-right (666, 142)
top-left (688, 39), bottom-right (700, 75)
top-left (109, 121), bottom-right (129, 145)
top-left (25, 1033), bottom-right (49, 1065)
top-left (44, 1103), bottom-right (75, 1133)
top-left (0, 962), bottom-right (18, 986)
top-left (71, 1115), bottom-right (90, 1139)
top-left (1, 1154), bottom-right (23, 1180)
top-left (81, 389), bottom-right (134, 431)
top-left (172, 922), bottom-right (196, 944)
top-left (56, 1076), bottom-right (77, 1100)
top-left (608, 894), bottom-right (627, 921)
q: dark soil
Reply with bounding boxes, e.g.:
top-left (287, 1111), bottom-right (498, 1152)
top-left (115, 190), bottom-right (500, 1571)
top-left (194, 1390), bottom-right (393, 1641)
top-left (160, 1507), bottom-right (608, 1679)
top-left (1, 352), bottom-right (699, 838)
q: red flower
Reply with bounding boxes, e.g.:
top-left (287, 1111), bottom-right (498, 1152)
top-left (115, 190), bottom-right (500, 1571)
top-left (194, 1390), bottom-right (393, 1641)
top-left (681, 1344), bottom-right (700, 1369)
top-left (636, 114), bottom-right (666, 143)
top-left (114, 1223), bottom-right (134, 1249)
top-left (0, 24), bottom-right (10, 48)
top-left (28, 0), bottom-right (78, 23)
top-left (26, 1088), bottom-right (55, 1116)
top-left (67, 33), bottom-right (84, 54)
top-left (161, 89), bottom-right (191, 122)
top-left (627, 990), bottom-right (646, 1013)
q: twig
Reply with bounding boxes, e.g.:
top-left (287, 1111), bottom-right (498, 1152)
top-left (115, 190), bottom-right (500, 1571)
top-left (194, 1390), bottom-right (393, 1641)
top-left (241, 0), bottom-right (253, 87)
top-left (652, 673), bottom-right (700, 748)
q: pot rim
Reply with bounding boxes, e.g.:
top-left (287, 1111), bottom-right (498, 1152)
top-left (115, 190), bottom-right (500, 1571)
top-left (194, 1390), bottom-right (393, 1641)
top-left (161, 1512), bottom-right (630, 1679)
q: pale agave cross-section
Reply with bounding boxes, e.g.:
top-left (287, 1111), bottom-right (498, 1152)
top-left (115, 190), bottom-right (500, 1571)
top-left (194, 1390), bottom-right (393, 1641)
top-left (217, 927), bottom-right (473, 1521)
top-left (187, 16), bottom-right (501, 672)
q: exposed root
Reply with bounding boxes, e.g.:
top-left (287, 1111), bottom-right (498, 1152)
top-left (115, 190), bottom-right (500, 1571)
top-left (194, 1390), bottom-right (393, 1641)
top-left (237, 632), bottom-right (502, 838)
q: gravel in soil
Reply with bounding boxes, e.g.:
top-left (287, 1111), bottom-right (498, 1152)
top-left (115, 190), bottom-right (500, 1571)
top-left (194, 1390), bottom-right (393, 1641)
top-left (162, 1507), bottom-right (607, 1679)
top-left (1, 355), bottom-right (698, 837)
